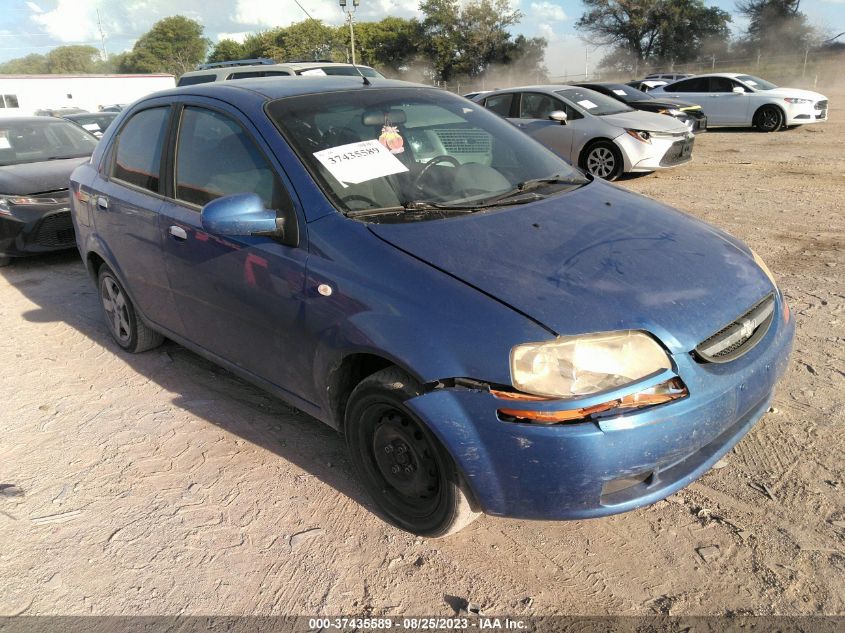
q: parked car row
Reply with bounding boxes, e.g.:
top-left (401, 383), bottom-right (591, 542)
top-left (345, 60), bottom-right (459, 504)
top-left (468, 72), bottom-right (828, 180)
top-left (0, 70), bottom-right (803, 537)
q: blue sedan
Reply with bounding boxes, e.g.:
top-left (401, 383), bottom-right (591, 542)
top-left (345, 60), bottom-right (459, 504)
top-left (69, 77), bottom-right (793, 536)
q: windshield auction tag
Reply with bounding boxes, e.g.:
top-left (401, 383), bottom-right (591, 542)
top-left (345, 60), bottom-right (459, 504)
top-left (577, 99), bottom-right (598, 109)
top-left (314, 140), bottom-right (409, 187)
top-left (300, 68), bottom-right (327, 76)
top-left (613, 89), bottom-right (627, 96)
top-left (0, 132), bottom-right (10, 149)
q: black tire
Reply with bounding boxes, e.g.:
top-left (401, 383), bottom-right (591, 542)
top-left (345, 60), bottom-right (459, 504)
top-left (581, 141), bottom-right (624, 181)
top-left (345, 367), bottom-right (480, 537)
top-left (754, 105), bottom-right (784, 132)
top-left (97, 265), bottom-right (163, 353)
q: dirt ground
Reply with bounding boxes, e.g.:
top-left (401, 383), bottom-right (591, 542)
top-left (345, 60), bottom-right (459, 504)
top-left (1, 86), bottom-right (843, 618)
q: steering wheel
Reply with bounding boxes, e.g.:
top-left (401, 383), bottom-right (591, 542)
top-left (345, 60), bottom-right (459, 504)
top-left (411, 154), bottom-right (461, 190)
top-left (340, 194), bottom-right (380, 209)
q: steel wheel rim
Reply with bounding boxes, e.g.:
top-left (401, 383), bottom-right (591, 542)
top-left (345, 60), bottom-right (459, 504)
top-left (587, 146), bottom-right (616, 178)
top-left (100, 275), bottom-right (131, 344)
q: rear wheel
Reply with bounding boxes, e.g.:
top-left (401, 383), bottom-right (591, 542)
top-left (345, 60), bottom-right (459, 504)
top-left (97, 265), bottom-right (163, 353)
top-left (345, 367), bottom-right (479, 537)
top-left (754, 105), bottom-right (784, 132)
top-left (582, 141), bottom-right (624, 181)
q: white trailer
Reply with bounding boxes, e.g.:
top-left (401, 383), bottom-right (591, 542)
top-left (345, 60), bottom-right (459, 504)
top-left (0, 74), bottom-right (176, 117)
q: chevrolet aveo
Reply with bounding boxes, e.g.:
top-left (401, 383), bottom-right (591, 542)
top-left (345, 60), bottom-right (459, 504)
top-left (70, 77), bottom-right (794, 536)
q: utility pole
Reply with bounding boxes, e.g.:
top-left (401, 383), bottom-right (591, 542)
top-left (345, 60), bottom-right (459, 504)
top-left (96, 9), bottom-right (107, 62)
top-left (339, 0), bottom-right (360, 65)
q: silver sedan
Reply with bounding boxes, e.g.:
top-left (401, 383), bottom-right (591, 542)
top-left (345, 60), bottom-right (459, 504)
top-left (473, 85), bottom-right (695, 180)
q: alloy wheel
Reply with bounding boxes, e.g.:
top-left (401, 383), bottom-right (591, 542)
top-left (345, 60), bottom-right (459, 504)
top-left (100, 275), bottom-right (131, 345)
top-left (587, 146), bottom-right (617, 179)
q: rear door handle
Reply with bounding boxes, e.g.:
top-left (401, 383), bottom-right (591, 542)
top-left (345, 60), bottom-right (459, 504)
top-left (169, 225), bottom-right (187, 241)
top-left (96, 196), bottom-right (108, 210)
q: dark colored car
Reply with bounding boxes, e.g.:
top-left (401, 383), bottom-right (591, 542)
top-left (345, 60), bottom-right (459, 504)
top-left (62, 112), bottom-right (119, 138)
top-left (70, 77), bottom-right (793, 536)
top-left (1, 117), bottom-right (98, 266)
top-left (576, 82), bottom-right (707, 133)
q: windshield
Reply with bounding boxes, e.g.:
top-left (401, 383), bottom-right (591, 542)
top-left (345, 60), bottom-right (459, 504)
top-left (603, 84), bottom-right (653, 101)
top-left (736, 75), bottom-right (778, 90)
top-left (0, 118), bottom-right (98, 166)
top-left (266, 87), bottom-right (587, 216)
top-left (555, 88), bottom-right (633, 116)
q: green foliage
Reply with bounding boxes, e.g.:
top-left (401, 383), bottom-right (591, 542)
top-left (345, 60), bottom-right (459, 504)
top-left (736, 0), bottom-right (815, 53)
top-left (354, 18), bottom-right (424, 73)
top-left (577, 0), bottom-right (731, 71)
top-left (0, 53), bottom-right (49, 74)
top-left (118, 15), bottom-right (209, 76)
top-left (208, 39), bottom-right (247, 64)
top-left (45, 45), bottom-right (101, 73)
top-left (241, 21), bottom-right (344, 62)
top-left (419, 0), bottom-right (542, 83)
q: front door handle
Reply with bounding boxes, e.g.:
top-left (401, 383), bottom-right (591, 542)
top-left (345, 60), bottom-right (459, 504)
top-left (96, 196), bottom-right (108, 210)
top-left (169, 225), bottom-right (187, 241)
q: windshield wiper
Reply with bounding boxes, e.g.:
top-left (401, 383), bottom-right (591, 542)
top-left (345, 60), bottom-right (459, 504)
top-left (346, 194), bottom-right (547, 220)
top-left (471, 174), bottom-right (585, 206)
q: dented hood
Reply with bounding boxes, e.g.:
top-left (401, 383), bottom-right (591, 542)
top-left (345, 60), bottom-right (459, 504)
top-left (368, 180), bottom-right (774, 353)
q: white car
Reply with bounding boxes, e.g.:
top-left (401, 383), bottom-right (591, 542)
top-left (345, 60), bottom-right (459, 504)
top-left (651, 73), bottom-right (829, 132)
top-left (474, 85), bottom-right (694, 180)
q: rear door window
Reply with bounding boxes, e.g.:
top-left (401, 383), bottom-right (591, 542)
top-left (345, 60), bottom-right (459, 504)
top-left (483, 93), bottom-right (514, 117)
top-left (668, 77), bottom-right (708, 92)
top-left (110, 107), bottom-right (170, 193)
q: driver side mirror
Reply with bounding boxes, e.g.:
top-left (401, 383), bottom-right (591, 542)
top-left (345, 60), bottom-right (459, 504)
top-left (549, 110), bottom-right (568, 125)
top-left (732, 86), bottom-right (745, 94)
top-left (201, 192), bottom-right (299, 247)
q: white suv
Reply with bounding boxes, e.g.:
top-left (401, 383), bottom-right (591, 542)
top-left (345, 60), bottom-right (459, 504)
top-left (177, 60), bottom-right (383, 87)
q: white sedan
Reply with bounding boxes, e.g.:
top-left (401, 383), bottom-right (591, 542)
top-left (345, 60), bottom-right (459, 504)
top-left (474, 85), bottom-right (694, 180)
top-left (651, 73), bottom-right (828, 132)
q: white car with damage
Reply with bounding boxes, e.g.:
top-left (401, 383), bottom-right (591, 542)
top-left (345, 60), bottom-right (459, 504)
top-left (474, 85), bottom-right (694, 181)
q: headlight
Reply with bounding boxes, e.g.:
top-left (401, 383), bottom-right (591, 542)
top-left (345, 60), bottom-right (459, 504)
top-left (625, 129), bottom-right (651, 144)
top-left (510, 330), bottom-right (671, 399)
top-left (667, 108), bottom-right (682, 116)
top-left (750, 248), bottom-right (778, 288)
top-left (783, 98), bottom-right (812, 104)
top-left (0, 196), bottom-right (9, 215)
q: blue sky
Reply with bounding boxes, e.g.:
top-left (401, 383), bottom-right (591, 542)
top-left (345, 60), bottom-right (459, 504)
top-left (1, 0), bottom-right (843, 69)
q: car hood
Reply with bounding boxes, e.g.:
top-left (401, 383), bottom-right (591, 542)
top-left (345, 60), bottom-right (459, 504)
top-left (759, 87), bottom-right (826, 101)
top-left (599, 110), bottom-right (690, 133)
top-left (368, 180), bottom-right (773, 353)
top-left (0, 157), bottom-right (89, 196)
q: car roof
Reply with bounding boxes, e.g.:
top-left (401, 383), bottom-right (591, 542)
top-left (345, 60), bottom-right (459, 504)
top-left (1, 116), bottom-right (65, 123)
top-left (144, 76), bottom-right (433, 105)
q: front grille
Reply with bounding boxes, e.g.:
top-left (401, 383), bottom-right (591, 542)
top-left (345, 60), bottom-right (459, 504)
top-left (30, 211), bottom-right (75, 248)
top-left (434, 128), bottom-right (491, 154)
top-left (694, 294), bottom-right (775, 363)
top-left (660, 137), bottom-right (694, 166)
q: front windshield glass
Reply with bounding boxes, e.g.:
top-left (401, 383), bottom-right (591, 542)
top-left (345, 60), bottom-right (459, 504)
top-left (267, 88), bottom-right (587, 216)
top-left (555, 88), bottom-right (633, 115)
top-left (736, 75), bottom-right (778, 90)
top-left (0, 118), bottom-right (98, 166)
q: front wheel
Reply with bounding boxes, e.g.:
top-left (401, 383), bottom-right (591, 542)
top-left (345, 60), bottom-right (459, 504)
top-left (754, 105), bottom-right (784, 132)
top-left (345, 367), bottom-right (479, 537)
top-left (581, 141), bottom-right (624, 180)
top-left (97, 265), bottom-right (163, 353)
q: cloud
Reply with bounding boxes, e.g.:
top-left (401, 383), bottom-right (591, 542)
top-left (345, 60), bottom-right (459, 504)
top-left (26, 1), bottom-right (43, 13)
top-left (216, 31), bottom-right (250, 43)
top-left (529, 1), bottom-right (567, 21)
top-left (234, 0), bottom-right (420, 28)
top-left (537, 23), bottom-right (558, 42)
top-left (30, 0), bottom-right (102, 43)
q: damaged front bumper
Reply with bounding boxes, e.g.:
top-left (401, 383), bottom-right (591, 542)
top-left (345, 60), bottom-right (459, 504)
top-left (405, 297), bottom-right (794, 521)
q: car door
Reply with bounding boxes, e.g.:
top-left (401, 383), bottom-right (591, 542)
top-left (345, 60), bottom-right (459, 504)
top-left (158, 102), bottom-right (310, 395)
top-left (508, 92), bottom-right (579, 161)
top-left (661, 77), bottom-right (709, 114)
top-left (92, 103), bottom-right (182, 332)
top-left (702, 77), bottom-right (751, 125)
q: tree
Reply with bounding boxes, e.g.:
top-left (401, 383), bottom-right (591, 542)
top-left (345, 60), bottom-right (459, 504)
top-left (0, 53), bottom-right (49, 74)
top-left (208, 39), bottom-right (246, 64)
top-left (736, 0), bottom-right (815, 53)
top-left (419, 0), bottom-right (538, 82)
top-left (46, 45), bottom-right (101, 73)
top-left (119, 15), bottom-right (209, 76)
top-left (241, 21), bottom-right (345, 62)
top-left (354, 18), bottom-right (423, 73)
top-left (576, 0), bottom-right (731, 70)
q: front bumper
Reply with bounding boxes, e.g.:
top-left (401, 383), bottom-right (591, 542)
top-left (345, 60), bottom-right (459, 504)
top-left (0, 197), bottom-right (76, 258)
top-left (407, 295), bottom-right (794, 520)
top-left (784, 99), bottom-right (828, 125)
top-left (616, 132), bottom-right (695, 173)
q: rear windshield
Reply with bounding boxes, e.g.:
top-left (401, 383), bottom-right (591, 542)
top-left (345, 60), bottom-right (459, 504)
top-left (177, 74), bottom-right (216, 86)
top-left (555, 88), bottom-right (633, 116)
top-left (0, 118), bottom-right (98, 166)
top-left (296, 66), bottom-right (382, 78)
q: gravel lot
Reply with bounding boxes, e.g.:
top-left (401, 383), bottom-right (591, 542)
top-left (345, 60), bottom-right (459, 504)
top-left (1, 85), bottom-right (843, 617)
